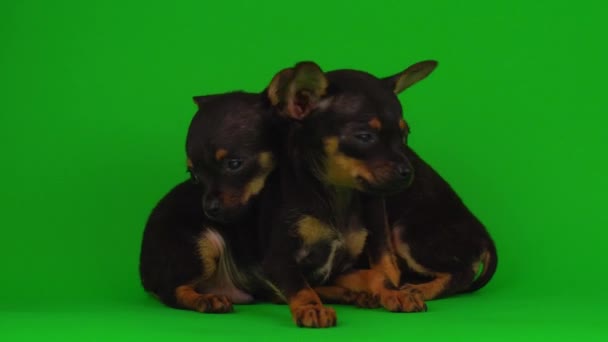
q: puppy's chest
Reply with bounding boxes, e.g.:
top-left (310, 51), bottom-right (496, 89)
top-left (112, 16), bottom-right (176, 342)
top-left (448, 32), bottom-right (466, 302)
top-left (293, 201), bottom-right (369, 285)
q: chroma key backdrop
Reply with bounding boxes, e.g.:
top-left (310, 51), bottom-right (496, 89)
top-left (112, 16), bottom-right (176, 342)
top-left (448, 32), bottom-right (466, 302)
top-left (1, 1), bottom-right (606, 341)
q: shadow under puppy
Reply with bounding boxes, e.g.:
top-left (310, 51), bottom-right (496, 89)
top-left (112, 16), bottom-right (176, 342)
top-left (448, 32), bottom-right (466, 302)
top-left (139, 91), bottom-right (280, 313)
top-left (255, 62), bottom-right (429, 328)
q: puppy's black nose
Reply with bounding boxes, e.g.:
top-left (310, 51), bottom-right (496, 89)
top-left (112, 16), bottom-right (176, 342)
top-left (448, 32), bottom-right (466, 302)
top-left (204, 198), bottom-right (221, 218)
top-left (397, 163), bottom-right (412, 178)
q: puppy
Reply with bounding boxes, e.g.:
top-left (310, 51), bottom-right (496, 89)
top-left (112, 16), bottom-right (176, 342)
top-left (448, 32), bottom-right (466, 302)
top-left (345, 61), bottom-right (497, 300)
top-left (255, 61), bottom-right (431, 328)
top-left (139, 92), bottom-right (279, 313)
top-left (384, 63), bottom-right (497, 298)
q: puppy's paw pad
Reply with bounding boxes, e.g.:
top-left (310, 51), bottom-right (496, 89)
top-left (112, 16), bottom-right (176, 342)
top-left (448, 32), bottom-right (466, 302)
top-left (354, 292), bottom-right (380, 309)
top-left (381, 290), bottom-right (427, 313)
top-left (401, 288), bottom-right (427, 312)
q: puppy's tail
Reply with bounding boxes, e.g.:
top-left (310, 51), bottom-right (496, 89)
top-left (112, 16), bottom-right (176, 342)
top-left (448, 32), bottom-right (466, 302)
top-left (462, 240), bottom-right (498, 294)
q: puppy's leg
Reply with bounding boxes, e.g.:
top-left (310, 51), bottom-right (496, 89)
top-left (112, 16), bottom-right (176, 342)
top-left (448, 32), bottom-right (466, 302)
top-left (347, 196), bottom-right (425, 312)
top-left (263, 238), bottom-right (337, 328)
top-left (394, 226), bottom-right (496, 300)
top-left (288, 286), bottom-right (337, 328)
top-left (332, 269), bottom-right (427, 312)
top-left (362, 196), bottom-right (402, 286)
top-left (314, 285), bottom-right (380, 308)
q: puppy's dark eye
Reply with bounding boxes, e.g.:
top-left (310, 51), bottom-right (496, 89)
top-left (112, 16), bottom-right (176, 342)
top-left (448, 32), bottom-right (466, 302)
top-left (225, 159), bottom-right (243, 171)
top-left (354, 132), bottom-right (376, 144)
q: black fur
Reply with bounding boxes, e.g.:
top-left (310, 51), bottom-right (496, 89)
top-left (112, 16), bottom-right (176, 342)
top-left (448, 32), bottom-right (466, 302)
top-left (386, 146), bottom-right (498, 298)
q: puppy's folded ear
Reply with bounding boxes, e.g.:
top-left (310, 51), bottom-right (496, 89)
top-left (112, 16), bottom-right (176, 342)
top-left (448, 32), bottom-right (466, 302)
top-left (383, 60), bottom-right (438, 94)
top-left (267, 62), bottom-right (328, 120)
top-left (267, 68), bottom-right (294, 106)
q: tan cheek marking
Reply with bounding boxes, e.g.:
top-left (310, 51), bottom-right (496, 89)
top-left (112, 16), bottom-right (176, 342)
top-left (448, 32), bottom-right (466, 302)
top-left (215, 149), bottom-right (228, 161)
top-left (323, 137), bottom-right (375, 187)
top-left (187, 158), bottom-right (193, 169)
top-left (241, 177), bottom-right (265, 204)
top-left (296, 216), bottom-right (336, 246)
top-left (240, 152), bottom-right (275, 204)
top-left (344, 230), bottom-right (368, 258)
top-left (257, 151), bottom-right (274, 169)
top-left (368, 117), bottom-right (382, 130)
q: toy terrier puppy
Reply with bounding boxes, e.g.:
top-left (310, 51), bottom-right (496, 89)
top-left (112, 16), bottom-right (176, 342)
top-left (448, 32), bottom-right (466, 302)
top-left (351, 62), bottom-right (498, 300)
top-left (386, 99), bottom-right (498, 299)
top-left (139, 92), bottom-right (279, 313)
top-left (256, 61), bottom-right (433, 328)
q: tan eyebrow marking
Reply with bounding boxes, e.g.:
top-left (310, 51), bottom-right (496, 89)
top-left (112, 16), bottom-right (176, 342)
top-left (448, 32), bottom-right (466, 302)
top-left (368, 117), bottom-right (382, 130)
top-left (215, 149), bottom-right (228, 161)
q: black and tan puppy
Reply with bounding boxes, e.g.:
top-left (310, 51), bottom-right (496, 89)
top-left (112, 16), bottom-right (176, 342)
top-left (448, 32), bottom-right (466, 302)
top-left (256, 61), bottom-right (435, 328)
top-left (384, 75), bottom-right (498, 299)
top-left (341, 62), bottom-right (497, 300)
top-left (139, 92), bottom-right (279, 313)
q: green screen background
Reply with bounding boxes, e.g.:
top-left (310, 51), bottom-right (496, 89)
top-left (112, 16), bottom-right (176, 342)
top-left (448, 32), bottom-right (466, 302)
top-left (1, 1), bottom-right (606, 340)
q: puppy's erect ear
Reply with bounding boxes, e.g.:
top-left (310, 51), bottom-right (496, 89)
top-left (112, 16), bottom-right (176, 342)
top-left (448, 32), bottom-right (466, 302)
top-left (267, 62), bottom-right (328, 120)
top-left (383, 60), bottom-right (438, 94)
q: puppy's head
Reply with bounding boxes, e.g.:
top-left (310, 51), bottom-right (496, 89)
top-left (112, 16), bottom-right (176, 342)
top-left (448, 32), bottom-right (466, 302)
top-left (186, 92), bottom-right (277, 223)
top-left (268, 60), bottom-right (437, 195)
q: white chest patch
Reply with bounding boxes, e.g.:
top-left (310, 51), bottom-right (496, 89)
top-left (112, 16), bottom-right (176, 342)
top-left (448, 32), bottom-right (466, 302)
top-left (199, 229), bottom-right (255, 304)
top-left (313, 239), bottom-right (344, 283)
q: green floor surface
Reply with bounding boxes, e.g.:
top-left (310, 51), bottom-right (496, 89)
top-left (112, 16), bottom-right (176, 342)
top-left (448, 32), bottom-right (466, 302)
top-left (3, 289), bottom-right (607, 341)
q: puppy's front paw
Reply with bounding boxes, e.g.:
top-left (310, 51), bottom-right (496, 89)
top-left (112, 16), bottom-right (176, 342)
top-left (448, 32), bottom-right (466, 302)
top-left (380, 289), bottom-right (427, 313)
top-left (292, 304), bottom-right (337, 328)
top-left (401, 288), bottom-right (427, 312)
top-left (354, 292), bottom-right (380, 309)
top-left (194, 294), bottom-right (233, 313)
